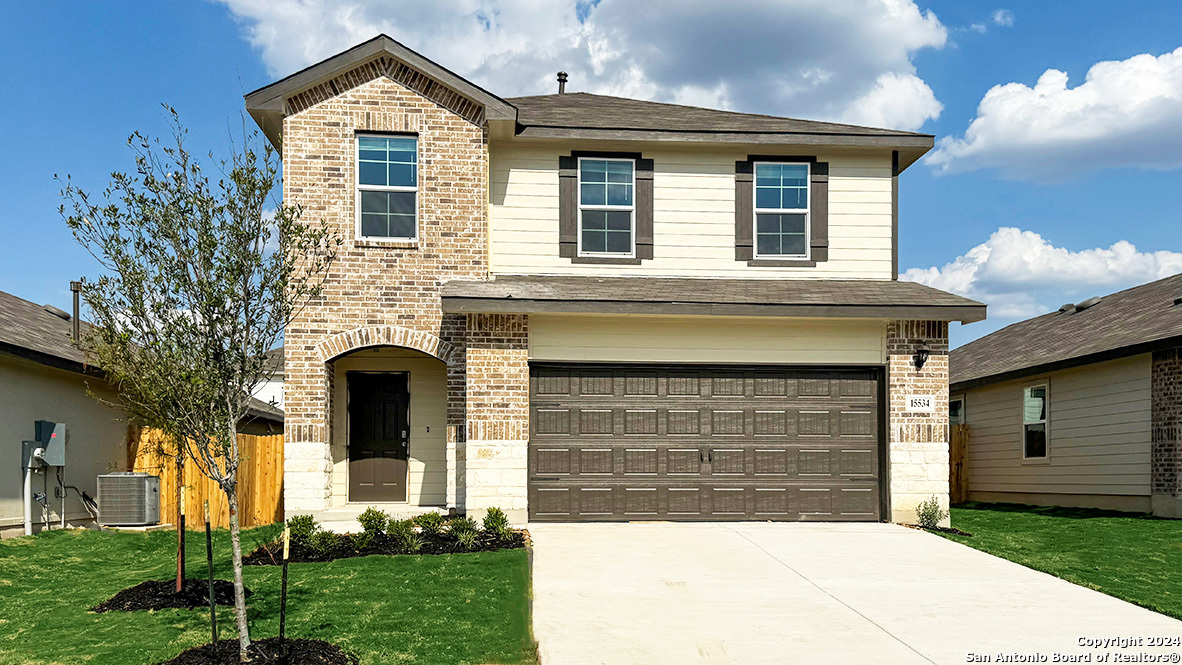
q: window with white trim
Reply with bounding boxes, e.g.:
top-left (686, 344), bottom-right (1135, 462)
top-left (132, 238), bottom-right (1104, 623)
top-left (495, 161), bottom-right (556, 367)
top-left (1022, 384), bottom-right (1048, 458)
top-left (357, 135), bottom-right (417, 240)
top-left (578, 157), bottom-right (635, 256)
top-left (754, 162), bottom-right (809, 258)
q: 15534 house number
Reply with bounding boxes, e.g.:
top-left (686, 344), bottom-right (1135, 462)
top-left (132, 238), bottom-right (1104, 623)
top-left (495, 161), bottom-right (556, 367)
top-left (906, 394), bottom-right (935, 413)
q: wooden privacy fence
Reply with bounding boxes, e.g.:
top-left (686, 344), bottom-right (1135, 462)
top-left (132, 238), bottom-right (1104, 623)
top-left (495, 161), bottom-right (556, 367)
top-left (128, 427), bottom-right (284, 529)
top-left (950, 424), bottom-right (970, 504)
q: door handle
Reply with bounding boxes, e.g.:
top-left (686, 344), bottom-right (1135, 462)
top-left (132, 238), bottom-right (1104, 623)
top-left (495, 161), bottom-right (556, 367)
top-left (699, 450), bottom-right (704, 463)
top-left (707, 449), bottom-right (713, 463)
top-left (401, 430), bottom-right (408, 439)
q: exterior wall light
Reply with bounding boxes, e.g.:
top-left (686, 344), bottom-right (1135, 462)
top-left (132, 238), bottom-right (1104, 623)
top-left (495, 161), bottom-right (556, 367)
top-left (913, 346), bottom-right (930, 371)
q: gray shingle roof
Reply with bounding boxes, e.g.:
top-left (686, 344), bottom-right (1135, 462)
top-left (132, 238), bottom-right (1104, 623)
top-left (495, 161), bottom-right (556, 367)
top-left (950, 273), bottom-right (1182, 389)
top-left (441, 275), bottom-right (984, 322)
top-left (0, 289), bottom-right (91, 370)
top-left (508, 92), bottom-right (930, 138)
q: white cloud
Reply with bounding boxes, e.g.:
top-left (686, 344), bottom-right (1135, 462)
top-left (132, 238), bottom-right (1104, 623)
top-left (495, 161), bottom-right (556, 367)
top-left (991, 9), bottom-right (1013, 27)
top-left (218, 0), bottom-right (947, 131)
top-left (928, 47), bottom-right (1182, 180)
top-left (903, 227), bottom-right (1182, 319)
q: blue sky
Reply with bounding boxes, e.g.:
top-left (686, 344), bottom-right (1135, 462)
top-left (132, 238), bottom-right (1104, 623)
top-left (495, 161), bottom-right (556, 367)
top-left (2, 1), bottom-right (1180, 348)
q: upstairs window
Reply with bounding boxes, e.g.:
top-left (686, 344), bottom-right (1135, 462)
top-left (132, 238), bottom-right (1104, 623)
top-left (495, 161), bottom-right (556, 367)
top-left (1022, 385), bottom-right (1048, 459)
top-left (754, 162), bottom-right (809, 258)
top-left (578, 158), bottom-right (635, 256)
top-left (357, 135), bottom-right (417, 240)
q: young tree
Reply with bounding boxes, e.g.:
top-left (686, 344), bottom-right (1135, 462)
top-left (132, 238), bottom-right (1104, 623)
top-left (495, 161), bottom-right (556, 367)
top-left (61, 108), bottom-right (339, 662)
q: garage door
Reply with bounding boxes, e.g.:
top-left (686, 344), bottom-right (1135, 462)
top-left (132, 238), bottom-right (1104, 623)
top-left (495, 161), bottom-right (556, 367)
top-left (528, 364), bottom-right (883, 522)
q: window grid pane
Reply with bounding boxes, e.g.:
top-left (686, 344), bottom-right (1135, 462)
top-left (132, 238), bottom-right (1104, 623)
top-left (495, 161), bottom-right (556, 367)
top-left (580, 159), bottom-right (633, 207)
top-left (581, 210), bottom-right (633, 254)
top-left (754, 163), bottom-right (808, 212)
top-left (359, 191), bottom-right (416, 239)
top-left (579, 159), bottom-right (635, 254)
top-left (358, 136), bottom-right (417, 188)
top-left (755, 213), bottom-right (807, 257)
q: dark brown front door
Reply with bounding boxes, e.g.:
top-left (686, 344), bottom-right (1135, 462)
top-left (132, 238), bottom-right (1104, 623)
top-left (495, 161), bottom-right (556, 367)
top-left (527, 364), bottom-right (884, 522)
top-left (348, 372), bottom-right (410, 502)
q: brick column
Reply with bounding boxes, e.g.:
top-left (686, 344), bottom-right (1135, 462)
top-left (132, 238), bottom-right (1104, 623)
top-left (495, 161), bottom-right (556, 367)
top-left (1152, 348), bottom-right (1182, 518)
top-left (464, 314), bottom-right (530, 523)
top-left (283, 344), bottom-right (334, 514)
top-left (887, 320), bottom-right (950, 524)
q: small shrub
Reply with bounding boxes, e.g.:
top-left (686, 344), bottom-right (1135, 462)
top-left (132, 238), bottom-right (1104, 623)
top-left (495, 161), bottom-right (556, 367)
top-left (915, 495), bottom-right (949, 529)
top-left (308, 530), bottom-right (340, 558)
top-left (357, 507), bottom-right (390, 536)
top-left (287, 514), bottom-right (318, 544)
top-left (455, 529), bottom-right (479, 551)
top-left (351, 531), bottom-right (373, 552)
top-left (448, 516), bottom-right (478, 536)
top-left (414, 511), bottom-right (444, 535)
top-left (396, 530), bottom-right (423, 554)
top-left (388, 517), bottom-right (415, 538)
top-left (494, 526), bottom-right (515, 544)
top-left (482, 507), bottom-right (509, 533)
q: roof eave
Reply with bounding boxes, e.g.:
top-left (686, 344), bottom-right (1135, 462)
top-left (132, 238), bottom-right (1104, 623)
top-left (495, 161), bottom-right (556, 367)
top-left (513, 125), bottom-right (933, 148)
top-left (950, 333), bottom-right (1182, 392)
top-left (441, 296), bottom-right (984, 323)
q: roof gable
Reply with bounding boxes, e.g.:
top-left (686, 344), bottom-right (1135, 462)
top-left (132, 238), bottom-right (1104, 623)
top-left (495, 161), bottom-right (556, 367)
top-left (245, 34), bottom-right (516, 147)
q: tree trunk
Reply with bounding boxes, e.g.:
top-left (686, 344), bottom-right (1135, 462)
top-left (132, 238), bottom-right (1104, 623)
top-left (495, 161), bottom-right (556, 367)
top-left (176, 454), bottom-right (185, 593)
top-left (227, 486), bottom-right (251, 662)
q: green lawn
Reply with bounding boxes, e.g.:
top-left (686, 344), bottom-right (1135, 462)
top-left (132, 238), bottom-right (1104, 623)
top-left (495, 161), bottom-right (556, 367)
top-left (942, 502), bottom-right (1182, 620)
top-left (0, 527), bottom-right (536, 665)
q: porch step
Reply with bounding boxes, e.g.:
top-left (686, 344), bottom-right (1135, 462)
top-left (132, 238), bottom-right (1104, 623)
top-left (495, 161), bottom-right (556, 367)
top-left (288, 503), bottom-right (451, 534)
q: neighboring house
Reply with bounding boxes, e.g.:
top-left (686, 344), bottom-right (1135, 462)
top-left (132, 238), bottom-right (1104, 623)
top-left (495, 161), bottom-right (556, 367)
top-left (251, 346), bottom-right (285, 411)
top-left (0, 288), bottom-right (284, 537)
top-left (949, 273), bottom-right (1182, 516)
top-left (245, 35), bottom-right (984, 525)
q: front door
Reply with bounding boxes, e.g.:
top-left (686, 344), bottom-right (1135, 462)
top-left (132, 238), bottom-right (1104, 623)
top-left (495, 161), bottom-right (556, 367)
top-left (348, 372), bottom-right (410, 502)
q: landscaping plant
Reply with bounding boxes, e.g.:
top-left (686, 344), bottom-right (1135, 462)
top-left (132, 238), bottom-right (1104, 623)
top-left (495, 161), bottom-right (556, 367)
top-left (60, 107), bottom-right (340, 661)
top-left (915, 495), bottom-right (950, 529)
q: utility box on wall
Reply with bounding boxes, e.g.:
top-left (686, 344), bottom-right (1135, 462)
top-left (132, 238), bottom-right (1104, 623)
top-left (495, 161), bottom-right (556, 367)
top-left (96, 472), bottom-right (160, 526)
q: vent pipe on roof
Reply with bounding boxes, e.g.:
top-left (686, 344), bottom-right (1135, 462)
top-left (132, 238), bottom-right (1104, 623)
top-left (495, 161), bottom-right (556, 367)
top-left (1057, 303), bottom-right (1074, 314)
top-left (557, 71), bottom-right (568, 94)
top-left (70, 281), bottom-right (81, 342)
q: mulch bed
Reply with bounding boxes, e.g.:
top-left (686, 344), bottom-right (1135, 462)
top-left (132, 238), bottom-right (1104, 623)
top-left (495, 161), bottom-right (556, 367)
top-left (159, 637), bottom-right (357, 665)
top-left (92, 579), bottom-right (251, 613)
top-left (904, 523), bottom-right (973, 537)
top-left (244, 529), bottom-right (526, 565)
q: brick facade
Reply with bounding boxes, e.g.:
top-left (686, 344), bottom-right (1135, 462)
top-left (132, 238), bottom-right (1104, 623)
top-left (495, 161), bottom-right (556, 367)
top-left (887, 320), bottom-right (951, 524)
top-left (282, 63), bottom-right (489, 513)
top-left (464, 314), bottom-right (531, 522)
top-left (1152, 347), bottom-right (1182, 517)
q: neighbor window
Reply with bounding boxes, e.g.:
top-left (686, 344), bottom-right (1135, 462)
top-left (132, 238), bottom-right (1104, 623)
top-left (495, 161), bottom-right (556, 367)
top-left (950, 397), bottom-right (965, 426)
top-left (1022, 385), bottom-right (1048, 459)
top-left (578, 158), bottom-right (634, 255)
top-left (357, 135), bottom-right (417, 240)
top-left (754, 162), bottom-right (809, 258)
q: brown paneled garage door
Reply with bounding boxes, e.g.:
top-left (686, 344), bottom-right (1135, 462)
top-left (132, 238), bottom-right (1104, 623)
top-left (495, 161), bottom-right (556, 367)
top-left (528, 364), bottom-right (884, 521)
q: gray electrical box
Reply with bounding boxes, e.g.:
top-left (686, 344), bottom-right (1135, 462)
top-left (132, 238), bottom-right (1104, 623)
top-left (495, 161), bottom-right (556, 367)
top-left (34, 421), bottom-right (66, 466)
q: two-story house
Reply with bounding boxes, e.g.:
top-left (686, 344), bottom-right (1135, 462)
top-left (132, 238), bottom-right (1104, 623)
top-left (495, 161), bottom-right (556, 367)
top-left (245, 35), bottom-right (985, 525)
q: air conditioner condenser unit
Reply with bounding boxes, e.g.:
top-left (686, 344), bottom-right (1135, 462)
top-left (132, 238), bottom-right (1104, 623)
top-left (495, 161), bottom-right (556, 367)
top-left (97, 472), bottom-right (161, 526)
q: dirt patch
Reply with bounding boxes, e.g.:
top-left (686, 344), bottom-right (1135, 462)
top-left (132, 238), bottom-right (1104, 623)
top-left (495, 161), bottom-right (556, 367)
top-left (159, 637), bottom-right (357, 665)
top-left (92, 579), bottom-right (250, 613)
top-left (904, 523), bottom-right (973, 537)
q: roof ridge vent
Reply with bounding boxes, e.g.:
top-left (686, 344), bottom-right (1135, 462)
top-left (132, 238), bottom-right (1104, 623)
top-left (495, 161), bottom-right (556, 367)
top-left (1057, 303), bottom-right (1074, 314)
top-left (1073, 296), bottom-right (1102, 312)
top-left (43, 304), bottom-right (71, 321)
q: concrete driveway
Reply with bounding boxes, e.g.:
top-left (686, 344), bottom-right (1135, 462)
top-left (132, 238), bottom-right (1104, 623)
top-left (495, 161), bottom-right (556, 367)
top-left (528, 522), bottom-right (1182, 664)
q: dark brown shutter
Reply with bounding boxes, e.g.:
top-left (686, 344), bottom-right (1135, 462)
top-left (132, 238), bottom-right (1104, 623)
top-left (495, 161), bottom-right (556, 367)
top-left (734, 160), bottom-right (754, 261)
top-left (635, 158), bottom-right (654, 260)
top-left (810, 161), bottom-right (829, 262)
top-left (558, 155), bottom-right (578, 258)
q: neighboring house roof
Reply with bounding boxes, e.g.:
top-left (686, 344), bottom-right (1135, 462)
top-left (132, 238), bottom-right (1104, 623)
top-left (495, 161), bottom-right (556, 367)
top-left (441, 275), bottom-right (985, 322)
top-left (0, 288), bottom-right (282, 424)
top-left (950, 273), bottom-right (1182, 391)
top-left (263, 346), bottom-right (284, 377)
top-left (244, 35), bottom-right (933, 168)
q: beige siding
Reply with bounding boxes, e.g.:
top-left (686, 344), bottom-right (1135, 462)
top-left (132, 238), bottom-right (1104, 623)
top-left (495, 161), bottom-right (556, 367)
top-left (490, 142), bottom-right (894, 279)
top-left (963, 354), bottom-right (1152, 497)
top-left (331, 348), bottom-right (448, 507)
top-left (530, 314), bottom-right (887, 365)
top-left (0, 356), bottom-right (128, 530)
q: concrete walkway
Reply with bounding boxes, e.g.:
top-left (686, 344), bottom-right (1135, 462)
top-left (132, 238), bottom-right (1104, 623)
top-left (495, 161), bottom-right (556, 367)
top-left (528, 522), bottom-right (1182, 665)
